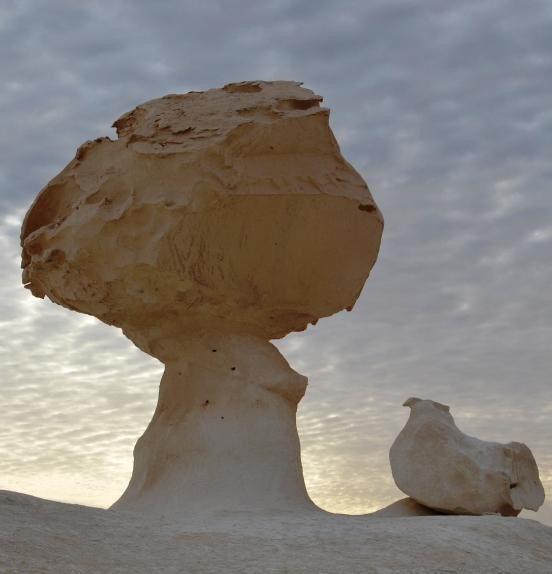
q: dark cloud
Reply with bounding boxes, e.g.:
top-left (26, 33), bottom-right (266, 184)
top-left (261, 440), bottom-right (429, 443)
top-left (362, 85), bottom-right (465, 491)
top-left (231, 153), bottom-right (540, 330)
top-left (1, 0), bottom-right (551, 522)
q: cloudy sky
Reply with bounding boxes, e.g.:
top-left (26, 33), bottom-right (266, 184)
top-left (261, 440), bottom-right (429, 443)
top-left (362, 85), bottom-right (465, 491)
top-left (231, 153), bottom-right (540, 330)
top-left (1, 0), bottom-right (551, 525)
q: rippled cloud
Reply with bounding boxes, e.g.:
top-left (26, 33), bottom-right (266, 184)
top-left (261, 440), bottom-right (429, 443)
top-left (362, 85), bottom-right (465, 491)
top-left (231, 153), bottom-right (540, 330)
top-left (1, 0), bottom-right (551, 524)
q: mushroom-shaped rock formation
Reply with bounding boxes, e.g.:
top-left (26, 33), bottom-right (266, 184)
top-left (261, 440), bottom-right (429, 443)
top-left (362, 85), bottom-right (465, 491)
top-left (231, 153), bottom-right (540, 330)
top-left (390, 398), bottom-right (545, 517)
top-left (21, 81), bottom-right (383, 516)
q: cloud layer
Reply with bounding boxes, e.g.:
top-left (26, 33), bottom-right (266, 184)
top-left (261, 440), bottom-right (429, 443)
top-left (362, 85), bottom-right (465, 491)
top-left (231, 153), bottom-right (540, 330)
top-left (1, 0), bottom-right (551, 523)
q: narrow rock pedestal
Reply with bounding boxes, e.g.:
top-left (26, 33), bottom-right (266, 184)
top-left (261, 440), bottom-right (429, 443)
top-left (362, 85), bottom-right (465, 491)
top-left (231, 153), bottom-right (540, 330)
top-left (112, 332), bottom-right (315, 514)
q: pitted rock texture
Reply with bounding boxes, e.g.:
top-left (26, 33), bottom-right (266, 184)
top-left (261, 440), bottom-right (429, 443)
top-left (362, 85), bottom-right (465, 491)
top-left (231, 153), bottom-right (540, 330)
top-left (390, 398), bottom-right (545, 516)
top-left (20, 80), bottom-right (383, 361)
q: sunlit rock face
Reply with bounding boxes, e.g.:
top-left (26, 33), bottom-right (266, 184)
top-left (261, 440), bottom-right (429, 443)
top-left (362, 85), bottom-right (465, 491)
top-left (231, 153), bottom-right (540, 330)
top-left (20, 80), bottom-right (382, 360)
top-left (390, 398), bottom-right (545, 517)
top-left (21, 81), bottom-right (383, 515)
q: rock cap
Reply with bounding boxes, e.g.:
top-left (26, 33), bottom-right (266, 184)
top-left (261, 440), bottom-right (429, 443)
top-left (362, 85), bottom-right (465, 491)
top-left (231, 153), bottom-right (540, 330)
top-left (21, 81), bottom-right (383, 359)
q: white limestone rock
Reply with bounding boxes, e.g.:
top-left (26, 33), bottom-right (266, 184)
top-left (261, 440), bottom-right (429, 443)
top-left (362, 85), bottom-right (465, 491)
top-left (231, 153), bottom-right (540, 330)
top-left (390, 398), bottom-right (545, 516)
top-left (20, 81), bottom-right (383, 516)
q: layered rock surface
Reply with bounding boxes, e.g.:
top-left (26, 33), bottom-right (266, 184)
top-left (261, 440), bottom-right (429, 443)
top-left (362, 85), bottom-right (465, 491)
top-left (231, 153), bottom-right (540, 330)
top-left (390, 398), bottom-right (545, 516)
top-left (21, 80), bottom-right (383, 360)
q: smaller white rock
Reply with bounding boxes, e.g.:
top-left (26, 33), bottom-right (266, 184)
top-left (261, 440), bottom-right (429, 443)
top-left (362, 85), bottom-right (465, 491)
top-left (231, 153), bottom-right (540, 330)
top-left (389, 397), bottom-right (545, 516)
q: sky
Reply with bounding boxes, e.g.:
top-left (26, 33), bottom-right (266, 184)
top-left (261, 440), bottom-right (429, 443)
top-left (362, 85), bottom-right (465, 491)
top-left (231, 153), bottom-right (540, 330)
top-left (1, 0), bottom-right (551, 525)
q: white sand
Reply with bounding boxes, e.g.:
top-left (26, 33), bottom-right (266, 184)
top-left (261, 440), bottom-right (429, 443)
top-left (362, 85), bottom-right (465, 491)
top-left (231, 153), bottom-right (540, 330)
top-left (1, 490), bottom-right (551, 573)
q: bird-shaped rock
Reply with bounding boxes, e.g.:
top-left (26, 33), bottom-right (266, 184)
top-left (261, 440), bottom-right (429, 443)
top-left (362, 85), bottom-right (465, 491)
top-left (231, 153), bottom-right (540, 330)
top-left (389, 398), bottom-right (545, 516)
